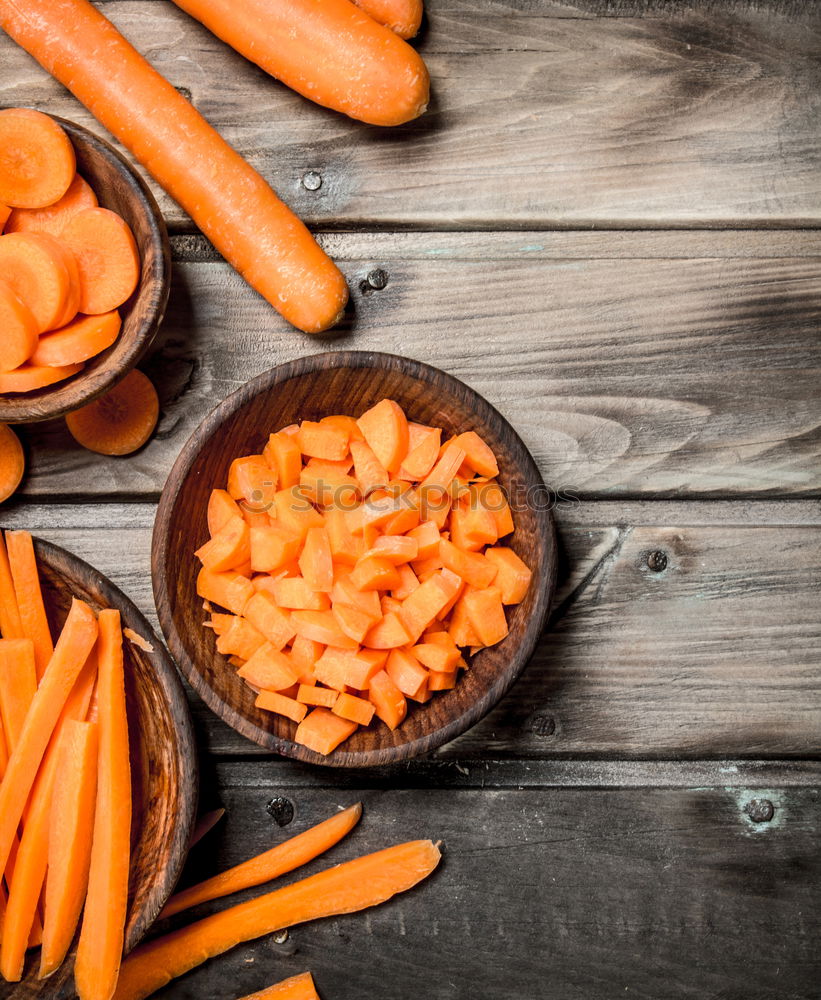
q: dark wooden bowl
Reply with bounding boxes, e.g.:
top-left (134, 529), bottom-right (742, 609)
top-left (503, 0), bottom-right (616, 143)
top-left (0, 115), bottom-right (171, 424)
top-left (153, 351), bottom-right (557, 767)
top-left (4, 536), bottom-right (197, 998)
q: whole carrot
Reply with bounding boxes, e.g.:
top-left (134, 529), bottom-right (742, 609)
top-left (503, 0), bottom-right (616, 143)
top-left (351, 0), bottom-right (424, 39)
top-left (171, 0), bottom-right (429, 127)
top-left (0, 0), bottom-right (348, 334)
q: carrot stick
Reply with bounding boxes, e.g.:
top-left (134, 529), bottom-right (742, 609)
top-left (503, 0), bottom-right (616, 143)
top-left (0, 425), bottom-right (25, 507)
top-left (0, 278), bottom-right (38, 372)
top-left (160, 803), bottom-right (362, 919)
top-left (351, 0), bottom-right (423, 39)
top-left (171, 0), bottom-right (429, 127)
top-left (113, 840), bottom-right (441, 1000)
top-left (61, 207), bottom-right (140, 314)
top-left (65, 369), bottom-right (159, 456)
top-left (75, 609), bottom-right (132, 1000)
top-left (0, 362), bottom-right (84, 394)
top-left (0, 647), bottom-right (97, 981)
top-left (0, 0), bottom-right (348, 335)
top-left (0, 108), bottom-right (76, 209)
top-left (0, 533), bottom-right (23, 638)
top-left (30, 310), bottom-right (121, 367)
top-left (0, 231), bottom-right (79, 333)
top-left (237, 972), bottom-right (319, 1000)
top-left (0, 598), bottom-right (97, 886)
top-left (5, 530), bottom-right (54, 679)
top-left (39, 719), bottom-right (99, 978)
top-left (0, 638), bottom-right (37, 750)
top-left (5, 172), bottom-right (98, 237)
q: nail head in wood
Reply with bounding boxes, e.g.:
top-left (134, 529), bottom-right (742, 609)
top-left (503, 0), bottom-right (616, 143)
top-left (744, 798), bottom-right (775, 823)
top-left (266, 796), bottom-right (294, 826)
top-left (647, 550), bottom-right (668, 572)
top-left (529, 713), bottom-right (556, 737)
top-left (301, 170), bottom-right (322, 191)
top-left (366, 268), bottom-right (389, 290)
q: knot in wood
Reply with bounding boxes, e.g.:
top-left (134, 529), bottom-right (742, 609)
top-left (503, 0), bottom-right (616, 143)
top-left (366, 268), bottom-right (389, 290)
top-left (266, 796), bottom-right (294, 826)
top-left (646, 550), bottom-right (668, 572)
top-left (301, 170), bottom-right (322, 191)
top-left (529, 713), bottom-right (556, 737)
top-left (744, 798), bottom-right (775, 823)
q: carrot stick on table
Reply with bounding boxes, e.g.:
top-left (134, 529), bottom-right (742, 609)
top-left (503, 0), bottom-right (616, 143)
top-left (351, 0), bottom-right (424, 39)
top-left (75, 609), bottom-right (132, 1000)
top-left (113, 840), bottom-right (441, 1000)
top-left (160, 802), bottom-right (362, 919)
top-left (0, 108), bottom-right (76, 209)
top-left (170, 0), bottom-right (429, 127)
top-left (0, 0), bottom-right (348, 335)
top-left (237, 972), bottom-right (319, 1000)
top-left (5, 530), bottom-right (54, 679)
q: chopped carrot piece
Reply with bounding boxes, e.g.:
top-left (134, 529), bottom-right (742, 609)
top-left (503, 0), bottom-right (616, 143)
top-left (299, 465), bottom-right (359, 506)
top-left (295, 707), bottom-right (356, 756)
top-left (362, 534), bottom-right (418, 564)
top-left (446, 596), bottom-right (481, 648)
top-left (243, 592), bottom-right (296, 650)
top-left (197, 568), bottom-right (254, 616)
top-left (207, 489), bottom-right (242, 536)
top-left (332, 602), bottom-right (375, 644)
top-left (195, 514), bottom-right (251, 573)
top-left (398, 570), bottom-right (461, 643)
top-left (331, 573), bottom-right (382, 619)
top-left (363, 611), bottom-right (411, 650)
top-left (215, 616), bottom-right (266, 660)
top-left (0, 279), bottom-right (38, 372)
top-left (480, 480), bottom-right (515, 536)
top-left (250, 523), bottom-right (302, 574)
top-left (298, 526), bottom-right (333, 593)
top-left (0, 361), bottom-right (83, 394)
top-left (333, 692), bottom-right (375, 727)
top-left (255, 689), bottom-right (307, 723)
top-left (296, 420), bottom-right (348, 461)
top-left (291, 610), bottom-right (358, 649)
top-left (350, 554), bottom-right (401, 593)
top-left (274, 486), bottom-right (325, 539)
top-left (462, 586), bottom-right (509, 647)
top-left (228, 455), bottom-right (277, 509)
top-left (412, 638), bottom-right (460, 672)
top-left (349, 439), bottom-right (389, 495)
top-left (399, 425), bottom-right (440, 480)
top-left (272, 575), bottom-right (330, 611)
top-left (450, 504), bottom-right (498, 551)
top-left (0, 109), bottom-right (75, 209)
top-left (407, 520), bottom-right (440, 560)
top-left (420, 442), bottom-right (466, 493)
top-left (368, 669), bottom-right (406, 730)
top-left (391, 562), bottom-right (420, 600)
top-left (65, 369), bottom-right (159, 455)
top-left (289, 635), bottom-right (324, 677)
top-left (239, 644), bottom-right (299, 691)
top-left (449, 431), bottom-right (499, 477)
top-left (345, 492), bottom-right (406, 535)
top-left (263, 432), bottom-right (302, 489)
top-left (484, 547), bottom-right (532, 604)
top-left (61, 206), bottom-right (140, 314)
top-left (30, 310), bottom-right (121, 366)
top-left (427, 669), bottom-right (457, 691)
top-left (5, 171), bottom-right (97, 237)
top-left (324, 507), bottom-right (362, 565)
top-left (206, 612), bottom-right (234, 636)
top-left (356, 399), bottom-right (409, 474)
top-left (5, 530), bottom-right (53, 679)
top-left (296, 685), bottom-right (338, 708)
top-left (386, 648), bottom-right (428, 699)
top-left (439, 538), bottom-right (498, 589)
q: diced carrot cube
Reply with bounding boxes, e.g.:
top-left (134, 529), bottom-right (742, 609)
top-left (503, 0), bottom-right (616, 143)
top-left (227, 455), bottom-right (277, 510)
top-left (421, 488), bottom-right (451, 530)
top-left (255, 689), bottom-right (307, 723)
top-left (462, 586), bottom-right (509, 647)
top-left (296, 684), bottom-right (339, 708)
top-left (342, 648), bottom-right (388, 689)
top-left (364, 612), bottom-right (412, 650)
top-left (273, 486), bottom-right (325, 540)
top-left (239, 644), bottom-right (300, 691)
top-left (356, 399), bottom-right (409, 474)
top-left (272, 575), bottom-right (330, 611)
top-left (249, 522), bottom-right (302, 574)
top-left (331, 572), bottom-right (383, 619)
top-left (380, 595), bottom-right (402, 615)
top-left (207, 489), bottom-right (241, 536)
top-left (333, 692), bottom-right (375, 726)
top-left (391, 563), bottom-right (420, 600)
top-left (350, 555), bottom-right (400, 592)
top-left (449, 431), bottom-right (499, 477)
top-left (446, 597), bottom-right (481, 647)
top-left (449, 505), bottom-right (497, 551)
top-left (383, 492), bottom-right (421, 535)
top-left (399, 425), bottom-right (441, 481)
top-left (299, 467), bottom-right (359, 507)
top-left (398, 570), bottom-right (460, 643)
top-left (484, 547), bottom-right (532, 604)
top-left (332, 603), bottom-right (374, 644)
top-left (215, 615), bottom-right (266, 660)
top-left (368, 669), bottom-right (407, 730)
top-left (241, 509), bottom-right (271, 528)
top-left (386, 648), bottom-right (428, 699)
top-left (313, 647), bottom-right (357, 690)
top-left (195, 514), bottom-right (251, 573)
top-left (207, 612), bottom-right (233, 636)
top-left (299, 526), bottom-right (334, 593)
top-left (412, 641), bottom-right (460, 673)
top-left (243, 591), bottom-right (296, 650)
top-left (350, 439), bottom-right (389, 496)
top-left (289, 635), bottom-right (324, 677)
top-left (407, 521), bottom-right (440, 560)
top-left (477, 480), bottom-right (514, 537)
top-left (324, 507), bottom-right (363, 565)
top-left (295, 707), bottom-right (357, 755)
top-left (427, 669), bottom-right (457, 691)
top-left (291, 610), bottom-right (359, 649)
top-left (420, 443), bottom-right (466, 492)
top-left (361, 535), bottom-right (418, 565)
top-left (345, 493), bottom-right (406, 535)
top-left (321, 413), bottom-right (363, 442)
top-left (263, 432), bottom-right (302, 489)
top-left (439, 538), bottom-right (497, 589)
top-left (297, 420), bottom-right (349, 461)
top-left (197, 568), bottom-right (254, 616)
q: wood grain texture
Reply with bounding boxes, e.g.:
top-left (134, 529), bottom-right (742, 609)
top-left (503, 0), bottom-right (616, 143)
top-left (0, 117), bottom-right (170, 424)
top-left (14, 231), bottom-right (821, 499)
top-left (1, 1), bottom-right (817, 227)
top-left (152, 352), bottom-right (557, 765)
top-left (140, 782), bottom-right (821, 1000)
top-left (3, 500), bottom-right (819, 760)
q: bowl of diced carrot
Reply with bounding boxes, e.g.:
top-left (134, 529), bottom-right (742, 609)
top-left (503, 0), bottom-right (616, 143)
top-left (153, 351), bottom-right (557, 766)
top-left (0, 108), bottom-right (170, 423)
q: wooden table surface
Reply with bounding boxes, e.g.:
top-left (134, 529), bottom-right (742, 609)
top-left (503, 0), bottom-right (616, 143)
top-left (2, 1), bottom-right (820, 997)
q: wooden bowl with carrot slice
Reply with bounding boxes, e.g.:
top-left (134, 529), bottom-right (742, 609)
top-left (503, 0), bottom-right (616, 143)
top-left (0, 532), bottom-right (196, 995)
top-left (0, 114), bottom-right (170, 424)
top-left (153, 351), bottom-right (557, 767)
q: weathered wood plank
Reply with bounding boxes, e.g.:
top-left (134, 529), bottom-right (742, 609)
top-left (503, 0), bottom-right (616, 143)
top-left (2, 501), bottom-right (818, 759)
top-left (146, 782), bottom-right (821, 1000)
top-left (1, 1), bottom-right (818, 227)
top-left (16, 231), bottom-right (821, 498)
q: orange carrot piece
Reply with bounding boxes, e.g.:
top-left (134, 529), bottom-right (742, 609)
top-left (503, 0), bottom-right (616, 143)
top-left (449, 504), bottom-right (498, 551)
top-left (420, 443), bottom-right (466, 493)
top-left (263, 432), bottom-right (302, 489)
top-left (61, 207), bottom-right (140, 314)
top-left (296, 684), bottom-right (338, 708)
top-left (5, 530), bottom-right (53, 678)
top-left (169, 0), bottom-right (429, 127)
top-left (237, 971), bottom-right (320, 1000)
top-left (299, 466), bottom-right (359, 507)
top-left (356, 399), bottom-right (409, 474)
top-left (332, 603), bottom-right (374, 644)
top-left (351, 0), bottom-right (423, 38)
top-left (447, 596), bottom-right (481, 648)
top-left (363, 611), bottom-right (412, 650)
top-left (321, 414), bottom-right (363, 443)
top-left (272, 576), bottom-right (329, 612)
top-left (332, 573), bottom-right (382, 620)
top-left (0, 531), bottom-right (23, 637)
top-left (449, 431), bottom-right (499, 477)
top-left (386, 648), bottom-right (428, 699)
top-left (256, 689), bottom-right (307, 723)
top-left (195, 515), bottom-right (251, 573)
top-left (412, 640), bottom-right (460, 673)
top-left (289, 635), bottom-right (324, 676)
top-left (75, 609), bottom-right (132, 1000)
top-left (0, 0), bottom-right (348, 334)
top-left (30, 310), bottom-right (121, 367)
top-left (333, 691), bottom-right (376, 727)
top-left (407, 520), bottom-right (440, 560)
top-left (350, 554), bottom-right (401, 593)
top-left (207, 489), bottom-right (242, 536)
top-left (391, 562), bottom-right (420, 601)
top-left (0, 278), bottom-right (38, 372)
top-left (294, 707), bottom-right (356, 756)
top-left (462, 586), bottom-right (509, 647)
top-left (439, 538), bottom-right (498, 589)
top-left (349, 439), bottom-right (389, 496)
top-left (427, 669), bottom-right (457, 691)
top-left (215, 616), bottom-right (266, 661)
top-left (243, 592), bottom-right (296, 650)
top-left (362, 534), bottom-right (418, 565)
top-left (398, 570), bottom-right (462, 643)
top-left (114, 840), bottom-right (441, 1000)
top-left (0, 231), bottom-right (78, 333)
top-left (238, 645), bottom-right (299, 692)
top-left (39, 719), bottom-right (99, 978)
top-left (398, 425), bottom-right (440, 481)
top-left (0, 638), bottom-right (37, 749)
top-left (479, 480), bottom-right (515, 537)
top-left (65, 369), bottom-right (159, 455)
top-left (298, 526), bottom-right (333, 593)
top-left (291, 610), bottom-right (358, 649)
top-left (197, 568), bottom-right (254, 616)
top-left (0, 109), bottom-right (75, 208)
top-left (250, 523), bottom-right (302, 574)
top-left (345, 493), bottom-right (406, 535)
top-left (0, 598), bottom-right (98, 895)
top-left (274, 487), bottom-right (325, 540)
top-left (484, 547), bottom-right (532, 604)
top-left (0, 361), bottom-right (83, 394)
top-left (228, 455), bottom-right (277, 507)
top-left (5, 171), bottom-right (98, 237)
top-left (368, 669), bottom-right (407, 730)
top-left (296, 421), bottom-right (349, 462)
top-left (0, 425), bottom-right (25, 506)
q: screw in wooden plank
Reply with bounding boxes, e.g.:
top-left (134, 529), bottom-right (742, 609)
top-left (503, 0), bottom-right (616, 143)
top-left (266, 796), bottom-right (294, 826)
top-left (301, 170), bottom-right (322, 191)
top-left (529, 713), bottom-right (556, 737)
top-left (366, 268), bottom-right (389, 290)
top-left (646, 550), bottom-right (668, 572)
top-left (744, 798), bottom-right (775, 823)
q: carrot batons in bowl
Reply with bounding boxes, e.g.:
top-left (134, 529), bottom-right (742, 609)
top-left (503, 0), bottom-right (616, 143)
top-left (0, 109), bottom-right (139, 391)
top-left (196, 398), bottom-right (533, 756)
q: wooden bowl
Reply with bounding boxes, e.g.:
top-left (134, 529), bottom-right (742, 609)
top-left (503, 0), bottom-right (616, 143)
top-left (0, 115), bottom-right (171, 424)
top-left (154, 351), bottom-right (557, 767)
top-left (5, 536), bottom-right (197, 997)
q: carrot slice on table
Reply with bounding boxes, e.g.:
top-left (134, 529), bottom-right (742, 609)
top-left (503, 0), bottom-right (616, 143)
top-left (0, 108), bottom-right (76, 209)
top-left (5, 530), bottom-right (54, 678)
top-left (30, 310), bottom-right (121, 367)
top-left (237, 972), bottom-right (320, 1000)
top-left (0, 0), bottom-right (348, 334)
top-left (0, 425), bottom-right (24, 505)
top-left (170, 0), bottom-right (429, 127)
top-left (39, 719), bottom-right (99, 978)
top-left (161, 803), bottom-right (362, 919)
top-left (0, 362), bottom-right (84, 395)
top-left (351, 0), bottom-right (423, 38)
top-left (60, 207), bottom-right (140, 314)
top-left (65, 369), bottom-right (159, 455)
top-left (0, 279), bottom-right (38, 372)
top-left (0, 638), bottom-right (37, 749)
top-left (75, 609), bottom-right (132, 1000)
top-left (5, 172), bottom-right (98, 236)
top-left (0, 231), bottom-right (79, 332)
top-left (114, 840), bottom-right (441, 1000)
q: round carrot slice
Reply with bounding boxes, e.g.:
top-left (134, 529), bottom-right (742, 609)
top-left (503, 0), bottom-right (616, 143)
top-left (0, 109), bottom-right (76, 209)
top-left (0, 362), bottom-right (84, 395)
top-left (30, 311), bottom-right (122, 367)
top-left (0, 232), bottom-right (77, 332)
top-left (60, 207), bottom-right (140, 315)
top-left (0, 425), bottom-right (24, 503)
top-left (5, 173), bottom-right (98, 237)
top-left (65, 370), bottom-right (158, 455)
top-left (0, 280), bottom-right (39, 373)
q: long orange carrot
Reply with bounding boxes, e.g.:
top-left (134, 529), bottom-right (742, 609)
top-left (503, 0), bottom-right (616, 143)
top-left (0, 651), bottom-right (97, 982)
top-left (160, 802), bottom-right (362, 918)
top-left (39, 719), bottom-right (99, 978)
top-left (0, 532), bottom-right (23, 638)
top-left (0, 598), bottom-right (97, 886)
top-left (5, 530), bottom-right (53, 679)
top-left (171, 0), bottom-right (429, 127)
top-left (238, 972), bottom-right (319, 1000)
top-left (0, 638), bottom-right (36, 749)
top-left (75, 609), bottom-right (132, 1000)
top-left (113, 840), bottom-right (441, 1000)
top-left (0, 0), bottom-right (348, 334)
